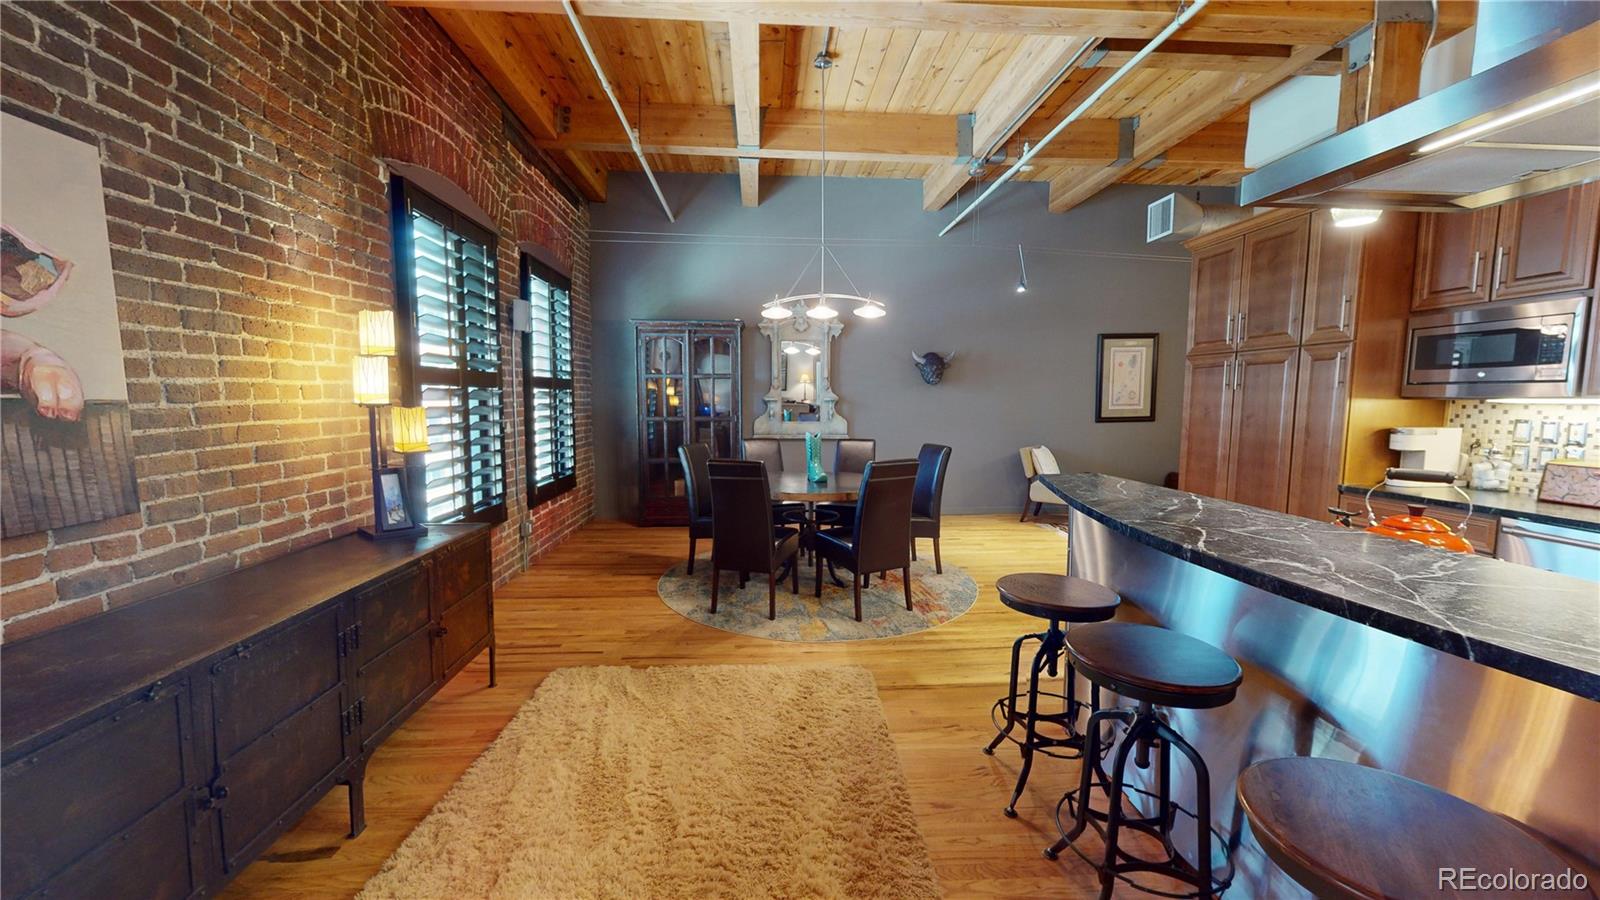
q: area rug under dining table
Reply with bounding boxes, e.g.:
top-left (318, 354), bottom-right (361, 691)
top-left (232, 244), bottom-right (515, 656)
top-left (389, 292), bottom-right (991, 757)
top-left (657, 559), bottom-right (979, 642)
top-left (357, 665), bottom-right (941, 900)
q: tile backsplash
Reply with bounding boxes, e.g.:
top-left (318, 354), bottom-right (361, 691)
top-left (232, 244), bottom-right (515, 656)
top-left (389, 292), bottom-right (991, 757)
top-left (1447, 400), bottom-right (1600, 495)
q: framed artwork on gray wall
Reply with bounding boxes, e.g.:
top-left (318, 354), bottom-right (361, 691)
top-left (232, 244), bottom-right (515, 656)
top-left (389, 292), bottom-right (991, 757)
top-left (1094, 333), bottom-right (1158, 423)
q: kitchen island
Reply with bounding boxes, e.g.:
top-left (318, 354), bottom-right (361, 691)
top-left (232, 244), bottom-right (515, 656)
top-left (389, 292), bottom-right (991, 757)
top-left (1042, 473), bottom-right (1599, 899)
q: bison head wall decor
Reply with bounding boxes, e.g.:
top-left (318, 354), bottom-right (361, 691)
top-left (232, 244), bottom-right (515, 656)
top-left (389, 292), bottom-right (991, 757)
top-left (911, 350), bottom-right (956, 385)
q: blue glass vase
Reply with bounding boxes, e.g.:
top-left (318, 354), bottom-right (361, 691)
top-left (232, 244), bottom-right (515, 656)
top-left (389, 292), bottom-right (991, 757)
top-left (806, 432), bottom-right (827, 483)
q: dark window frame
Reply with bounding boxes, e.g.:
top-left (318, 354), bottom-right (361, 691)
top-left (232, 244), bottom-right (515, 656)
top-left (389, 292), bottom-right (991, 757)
top-left (389, 175), bottom-right (508, 526)
top-left (522, 253), bottom-right (577, 508)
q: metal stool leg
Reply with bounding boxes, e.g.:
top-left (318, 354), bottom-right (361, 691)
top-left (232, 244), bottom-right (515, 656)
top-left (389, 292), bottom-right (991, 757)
top-left (984, 630), bottom-right (1037, 755)
top-left (1003, 623), bottom-right (1065, 817)
top-left (1044, 705), bottom-right (1131, 859)
top-left (1097, 708), bottom-right (1150, 900)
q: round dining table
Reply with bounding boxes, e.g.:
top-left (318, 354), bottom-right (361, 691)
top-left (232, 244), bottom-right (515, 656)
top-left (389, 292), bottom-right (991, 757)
top-left (769, 470), bottom-right (862, 503)
top-left (770, 470), bottom-right (861, 586)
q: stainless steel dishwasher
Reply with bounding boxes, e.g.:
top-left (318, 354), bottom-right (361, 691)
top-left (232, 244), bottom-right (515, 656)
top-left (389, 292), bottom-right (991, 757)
top-left (1496, 517), bottom-right (1600, 583)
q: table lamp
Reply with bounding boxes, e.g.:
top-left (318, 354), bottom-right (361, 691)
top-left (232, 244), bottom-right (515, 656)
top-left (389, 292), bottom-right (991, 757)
top-left (353, 310), bottom-right (428, 540)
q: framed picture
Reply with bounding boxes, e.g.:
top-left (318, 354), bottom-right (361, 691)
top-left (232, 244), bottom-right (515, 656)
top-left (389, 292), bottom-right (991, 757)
top-left (1095, 333), bottom-right (1158, 422)
top-left (374, 468), bottom-right (414, 531)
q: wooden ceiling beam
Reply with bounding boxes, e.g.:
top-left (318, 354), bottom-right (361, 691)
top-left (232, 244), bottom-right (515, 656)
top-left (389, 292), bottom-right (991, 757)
top-left (394, 1), bottom-right (1476, 45)
top-left (424, 8), bottom-right (607, 201)
top-left (922, 35), bottom-right (1093, 211)
top-left (1048, 44), bottom-right (1331, 213)
top-left (1089, 39), bottom-right (1344, 76)
top-left (728, 19), bottom-right (761, 206)
top-left (538, 103), bottom-right (1244, 169)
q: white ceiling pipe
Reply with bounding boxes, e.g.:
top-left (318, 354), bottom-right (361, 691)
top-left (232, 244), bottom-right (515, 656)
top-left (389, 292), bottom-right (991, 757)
top-left (562, 0), bottom-right (675, 221)
top-left (938, 0), bottom-right (1211, 237)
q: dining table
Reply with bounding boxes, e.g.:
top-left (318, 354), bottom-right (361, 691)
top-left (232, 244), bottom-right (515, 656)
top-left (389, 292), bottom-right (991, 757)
top-left (770, 470), bottom-right (862, 587)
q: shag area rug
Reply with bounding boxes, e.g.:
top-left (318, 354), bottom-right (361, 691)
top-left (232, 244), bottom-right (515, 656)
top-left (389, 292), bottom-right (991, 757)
top-left (359, 665), bottom-right (940, 900)
top-left (656, 558), bottom-right (978, 642)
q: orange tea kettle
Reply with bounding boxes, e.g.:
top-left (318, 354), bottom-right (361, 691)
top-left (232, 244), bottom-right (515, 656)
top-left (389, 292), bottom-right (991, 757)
top-left (1331, 469), bottom-right (1476, 554)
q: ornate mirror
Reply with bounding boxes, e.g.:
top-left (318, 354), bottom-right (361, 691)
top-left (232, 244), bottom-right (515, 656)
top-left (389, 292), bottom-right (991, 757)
top-left (754, 316), bottom-right (847, 436)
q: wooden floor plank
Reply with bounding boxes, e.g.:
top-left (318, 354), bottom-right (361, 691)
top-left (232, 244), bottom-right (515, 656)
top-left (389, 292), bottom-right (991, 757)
top-left (224, 515), bottom-right (1121, 898)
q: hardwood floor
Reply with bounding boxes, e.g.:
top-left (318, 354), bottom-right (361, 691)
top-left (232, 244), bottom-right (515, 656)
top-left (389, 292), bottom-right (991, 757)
top-left (224, 515), bottom-right (1115, 898)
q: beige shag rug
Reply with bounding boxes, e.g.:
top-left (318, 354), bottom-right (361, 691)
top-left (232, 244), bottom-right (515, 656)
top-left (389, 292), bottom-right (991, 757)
top-left (359, 665), bottom-right (940, 900)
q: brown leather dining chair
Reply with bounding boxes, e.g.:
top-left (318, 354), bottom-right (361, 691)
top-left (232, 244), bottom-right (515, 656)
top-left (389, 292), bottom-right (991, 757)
top-left (707, 460), bottom-right (801, 620)
top-left (813, 459), bottom-right (918, 622)
top-left (742, 437), bottom-right (783, 472)
top-left (910, 443), bottom-right (952, 573)
top-left (821, 438), bottom-right (876, 529)
top-left (834, 438), bottom-right (876, 474)
top-left (677, 443), bottom-right (712, 575)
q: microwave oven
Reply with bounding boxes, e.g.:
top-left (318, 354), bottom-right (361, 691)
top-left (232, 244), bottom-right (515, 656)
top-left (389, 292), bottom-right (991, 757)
top-left (1403, 296), bottom-right (1588, 398)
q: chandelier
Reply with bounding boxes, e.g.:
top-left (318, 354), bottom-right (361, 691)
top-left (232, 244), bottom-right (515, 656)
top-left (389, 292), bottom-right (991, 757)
top-left (760, 49), bottom-right (886, 323)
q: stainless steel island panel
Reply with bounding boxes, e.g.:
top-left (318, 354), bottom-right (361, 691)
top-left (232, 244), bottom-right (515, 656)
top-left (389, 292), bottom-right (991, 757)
top-left (1069, 508), bottom-right (1600, 899)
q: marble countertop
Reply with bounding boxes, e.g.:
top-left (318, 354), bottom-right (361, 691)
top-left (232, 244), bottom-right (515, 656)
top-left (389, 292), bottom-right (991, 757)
top-left (1339, 483), bottom-right (1600, 532)
top-left (1043, 473), bottom-right (1600, 700)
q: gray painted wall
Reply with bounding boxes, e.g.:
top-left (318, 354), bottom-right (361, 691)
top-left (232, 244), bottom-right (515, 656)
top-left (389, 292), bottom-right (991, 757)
top-left (589, 172), bottom-right (1202, 520)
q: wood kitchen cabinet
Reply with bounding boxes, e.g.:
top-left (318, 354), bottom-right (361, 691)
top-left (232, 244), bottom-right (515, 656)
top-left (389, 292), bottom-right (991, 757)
top-left (1226, 347), bottom-right (1301, 510)
top-left (1413, 184), bottom-right (1600, 310)
top-left (1182, 211), bottom-right (1444, 513)
top-left (1495, 183), bottom-right (1600, 299)
top-left (1238, 216), bottom-right (1309, 349)
top-left (1187, 239), bottom-right (1241, 355)
top-left (1179, 352), bottom-right (1235, 499)
top-left (1287, 343), bottom-right (1353, 520)
top-left (1413, 207), bottom-right (1498, 309)
top-left (1303, 212), bottom-right (1363, 345)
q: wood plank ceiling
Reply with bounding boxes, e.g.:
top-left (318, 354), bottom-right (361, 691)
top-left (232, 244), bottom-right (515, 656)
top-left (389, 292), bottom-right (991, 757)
top-left (394, 1), bottom-right (1474, 212)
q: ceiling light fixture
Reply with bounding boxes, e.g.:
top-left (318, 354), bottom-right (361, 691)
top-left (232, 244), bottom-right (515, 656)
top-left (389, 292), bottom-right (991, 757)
top-left (1015, 243), bottom-right (1028, 293)
top-left (1330, 208), bottom-right (1383, 228)
top-left (804, 345), bottom-right (822, 356)
top-left (758, 46), bottom-right (886, 325)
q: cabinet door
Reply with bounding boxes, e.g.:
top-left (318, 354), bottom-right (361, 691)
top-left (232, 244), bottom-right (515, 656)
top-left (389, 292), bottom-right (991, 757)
top-left (1413, 208), bottom-right (1498, 309)
top-left (1303, 212), bottom-right (1362, 345)
top-left (1188, 239), bottom-right (1242, 355)
top-left (354, 563), bottom-right (431, 667)
top-left (1226, 348), bottom-right (1301, 511)
top-left (438, 586), bottom-right (492, 679)
top-left (1, 682), bottom-right (202, 899)
top-left (1179, 353), bottom-right (1235, 498)
top-left (1493, 184), bottom-right (1600, 300)
top-left (1237, 216), bottom-right (1309, 350)
top-left (358, 627), bottom-right (435, 754)
top-left (206, 605), bottom-right (348, 872)
top-left (1286, 344), bottom-right (1352, 521)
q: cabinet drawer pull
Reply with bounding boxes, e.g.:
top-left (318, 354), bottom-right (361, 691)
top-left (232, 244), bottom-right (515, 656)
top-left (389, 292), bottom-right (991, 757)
top-left (1337, 293), bottom-right (1349, 331)
top-left (436, 626), bottom-right (450, 638)
top-left (1224, 312), bottom-right (1234, 344)
top-left (1494, 245), bottom-right (1506, 286)
top-left (1469, 250), bottom-right (1481, 293)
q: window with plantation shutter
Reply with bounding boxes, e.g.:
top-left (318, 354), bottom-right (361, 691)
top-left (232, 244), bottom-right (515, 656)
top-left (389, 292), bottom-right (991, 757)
top-left (524, 254), bottom-right (576, 506)
top-left (391, 178), bottom-right (506, 525)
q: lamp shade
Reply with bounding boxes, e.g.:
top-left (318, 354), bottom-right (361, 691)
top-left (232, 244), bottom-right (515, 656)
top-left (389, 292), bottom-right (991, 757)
top-left (358, 309), bottom-right (397, 356)
top-left (352, 355), bottom-right (390, 406)
top-left (390, 406), bottom-right (430, 453)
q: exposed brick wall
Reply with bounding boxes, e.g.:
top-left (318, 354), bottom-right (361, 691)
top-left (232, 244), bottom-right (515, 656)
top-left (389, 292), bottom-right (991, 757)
top-left (0, 1), bottom-right (594, 640)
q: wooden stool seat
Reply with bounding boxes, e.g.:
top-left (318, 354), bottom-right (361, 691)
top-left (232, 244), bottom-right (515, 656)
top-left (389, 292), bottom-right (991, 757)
top-left (996, 573), bottom-right (1120, 622)
top-left (1238, 758), bottom-right (1580, 900)
top-left (1067, 622), bottom-right (1241, 709)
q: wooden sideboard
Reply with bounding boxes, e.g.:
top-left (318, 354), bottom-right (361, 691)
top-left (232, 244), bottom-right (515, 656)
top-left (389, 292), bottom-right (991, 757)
top-left (1, 525), bottom-right (494, 899)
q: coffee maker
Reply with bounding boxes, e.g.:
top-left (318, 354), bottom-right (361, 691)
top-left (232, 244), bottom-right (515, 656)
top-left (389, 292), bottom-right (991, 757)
top-left (1387, 427), bottom-right (1463, 485)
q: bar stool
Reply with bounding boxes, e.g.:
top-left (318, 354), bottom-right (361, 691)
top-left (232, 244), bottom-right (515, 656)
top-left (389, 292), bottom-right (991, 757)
top-left (1045, 622), bottom-right (1242, 900)
top-left (1238, 758), bottom-right (1582, 899)
top-left (982, 573), bottom-right (1120, 818)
